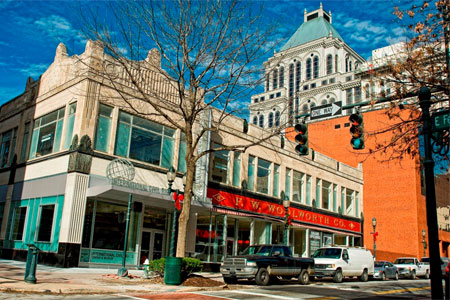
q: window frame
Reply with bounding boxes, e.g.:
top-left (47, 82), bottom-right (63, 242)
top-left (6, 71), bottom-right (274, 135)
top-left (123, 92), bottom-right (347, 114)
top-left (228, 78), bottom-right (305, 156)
top-left (36, 204), bottom-right (56, 243)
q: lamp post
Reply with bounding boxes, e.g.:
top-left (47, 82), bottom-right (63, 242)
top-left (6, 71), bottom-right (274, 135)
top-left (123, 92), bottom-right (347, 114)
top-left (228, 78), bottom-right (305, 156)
top-left (372, 217), bottom-right (377, 260)
top-left (283, 199), bottom-right (290, 246)
top-left (166, 166), bottom-right (177, 257)
top-left (418, 86), bottom-right (443, 299)
top-left (422, 229), bottom-right (427, 258)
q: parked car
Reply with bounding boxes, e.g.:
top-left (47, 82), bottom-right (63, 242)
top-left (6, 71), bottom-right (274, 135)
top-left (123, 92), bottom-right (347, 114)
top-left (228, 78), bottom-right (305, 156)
top-left (394, 257), bottom-right (429, 279)
top-left (421, 256), bottom-right (450, 276)
top-left (312, 246), bottom-right (374, 283)
top-left (220, 244), bottom-right (315, 286)
top-left (373, 261), bottom-right (398, 280)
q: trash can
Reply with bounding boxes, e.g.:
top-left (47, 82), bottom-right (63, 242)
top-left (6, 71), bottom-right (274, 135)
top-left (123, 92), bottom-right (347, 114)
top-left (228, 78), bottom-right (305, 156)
top-left (164, 256), bottom-right (182, 285)
top-left (25, 244), bottom-right (40, 284)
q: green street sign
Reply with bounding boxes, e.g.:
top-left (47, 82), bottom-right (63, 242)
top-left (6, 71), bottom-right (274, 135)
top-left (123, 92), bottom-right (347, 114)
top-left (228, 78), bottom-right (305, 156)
top-left (432, 110), bottom-right (450, 131)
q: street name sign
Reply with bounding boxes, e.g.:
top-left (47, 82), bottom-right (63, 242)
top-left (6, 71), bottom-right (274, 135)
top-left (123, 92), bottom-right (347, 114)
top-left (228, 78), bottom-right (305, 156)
top-left (432, 110), bottom-right (449, 131)
top-left (310, 101), bottom-right (342, 120)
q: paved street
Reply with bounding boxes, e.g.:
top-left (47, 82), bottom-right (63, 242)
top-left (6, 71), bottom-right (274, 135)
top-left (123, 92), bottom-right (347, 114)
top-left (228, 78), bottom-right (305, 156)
top-left (0, 279), bottom-right (434, 300)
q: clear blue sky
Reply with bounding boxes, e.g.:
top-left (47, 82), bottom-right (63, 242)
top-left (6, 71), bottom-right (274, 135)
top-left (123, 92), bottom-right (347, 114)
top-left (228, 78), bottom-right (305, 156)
top-left (0, 0), bottom-right (420, 106)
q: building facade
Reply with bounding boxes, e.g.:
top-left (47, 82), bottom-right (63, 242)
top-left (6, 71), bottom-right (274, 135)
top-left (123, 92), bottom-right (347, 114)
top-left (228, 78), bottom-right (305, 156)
top-left (0, 39), bottom-right (363, 268)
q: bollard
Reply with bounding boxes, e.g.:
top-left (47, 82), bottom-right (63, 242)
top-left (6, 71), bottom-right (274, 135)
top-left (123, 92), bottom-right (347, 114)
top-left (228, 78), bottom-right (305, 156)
top-left (24, 244), bottom-right (40, 284)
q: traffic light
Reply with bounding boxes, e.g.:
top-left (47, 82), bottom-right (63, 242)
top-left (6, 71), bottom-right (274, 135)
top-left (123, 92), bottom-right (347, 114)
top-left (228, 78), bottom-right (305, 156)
top-left (349, 113), bottom-right (364, 149)
top-left (294, 123), bottom-right (308, 155)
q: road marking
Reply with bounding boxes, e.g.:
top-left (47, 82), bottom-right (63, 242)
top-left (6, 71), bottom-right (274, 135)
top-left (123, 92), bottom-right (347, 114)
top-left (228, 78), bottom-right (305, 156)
top-left (117, 295), bottom-right (148, 300)
top-left (229, 290), bottom-right (299, 300)
top-left (194, 293), bottom-right (240, 300)
top-left (309, 297), bottom-right (340, 300)
top-left (373, 286), bottom-right (431, 295)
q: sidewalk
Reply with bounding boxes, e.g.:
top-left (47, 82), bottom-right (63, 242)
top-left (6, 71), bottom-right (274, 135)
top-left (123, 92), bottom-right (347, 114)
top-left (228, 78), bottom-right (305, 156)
top-left (0, 259), bottom-right (227, 295)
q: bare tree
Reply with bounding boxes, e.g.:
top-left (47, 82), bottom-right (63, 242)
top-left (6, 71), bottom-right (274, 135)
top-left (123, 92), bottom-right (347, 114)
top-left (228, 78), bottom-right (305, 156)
top-left (361, 0), bottom-right (449, 170)
top-left (78, 0), bottom-right (288, 257)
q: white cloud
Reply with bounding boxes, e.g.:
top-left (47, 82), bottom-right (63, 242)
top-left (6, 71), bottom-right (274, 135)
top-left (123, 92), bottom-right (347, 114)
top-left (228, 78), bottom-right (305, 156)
top-left (19, 63), bottom-right (49, 77)
top-left (33, 15), bottom-right (84, 45)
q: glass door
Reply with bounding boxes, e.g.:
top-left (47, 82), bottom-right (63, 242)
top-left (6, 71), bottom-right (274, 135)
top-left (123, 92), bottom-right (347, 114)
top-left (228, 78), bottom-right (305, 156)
top-left (152, 231), bottom-right (164, 260)
top-left (140, 231), bottom-right (151, 264)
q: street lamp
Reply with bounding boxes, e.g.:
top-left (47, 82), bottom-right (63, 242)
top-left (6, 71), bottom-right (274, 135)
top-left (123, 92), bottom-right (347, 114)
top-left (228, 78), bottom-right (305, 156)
top-left (372, 217), bottom-right (377, 260)
top-left (283, 199), bottom-right (290, 246)
top-left (422, 229), bottom-right (427, 258)
top-left (166, 166), bottom-right (176, 193)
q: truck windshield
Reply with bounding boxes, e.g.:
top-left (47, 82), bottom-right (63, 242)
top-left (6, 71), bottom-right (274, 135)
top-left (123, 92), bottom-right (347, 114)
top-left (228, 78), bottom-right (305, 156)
top-left (394, 258), bottom-right (415, 264)
top-left (240, 245), bottom-right (272, 256)
top-left (312, 248), bottom-right (342, 259)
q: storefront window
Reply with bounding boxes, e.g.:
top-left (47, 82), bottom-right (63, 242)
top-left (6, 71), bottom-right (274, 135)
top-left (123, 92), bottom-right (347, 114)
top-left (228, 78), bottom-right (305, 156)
top-left (142, 209), bottom-right (166, 230)
top-left (293, 171), bottom-right (304, 203)
top-left (292, 229), bottom-right (306, 257)
top-left (248, 156), bottom-right (255, 190)
top-left (37, 205), bottom-right (55, 242)
top-left (63, 102), bottom-right (77, 150)
top-left (237, 220), bottom-right (251, 254)
top-left (94, 104), bottom-right (113, 152)
top-left (195, 214), bottom-right (225, 262)
top-left (211, 144), bottom-right (229, 184)
top-left (273, 164), bottom-right (279, 197)
top-left (11, 206), bottom-right (27, 240)
top-left (81, 199), bottom-right (95, 248)
top-left (91, 201), bottom-right (139, 251)
top-left (114, 111), bottom-right (175, 168)
top-left (232, 152), bottom-right (241, 187)
top-left (322, 180), bottom-right (331, 210)
top-left (254, 220), bottom-right (269, 245)
top-left (256, 158), bottom-right (271, 194)
top-left (29, 107), bottom-right (65, 158)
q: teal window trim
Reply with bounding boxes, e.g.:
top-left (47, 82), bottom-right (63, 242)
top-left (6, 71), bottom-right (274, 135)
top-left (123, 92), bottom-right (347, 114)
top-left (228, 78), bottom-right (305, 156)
top-left (95, 104), bottom-right (114, 153)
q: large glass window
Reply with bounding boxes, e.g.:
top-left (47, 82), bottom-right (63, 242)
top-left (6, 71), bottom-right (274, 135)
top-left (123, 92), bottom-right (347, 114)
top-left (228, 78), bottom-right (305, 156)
top-left (11, 206), bottom-right (27, 240)
top-left (63, 102), bottom-right (77, 150)
top-left (211, 144), bottom-right (230, 184)
top-left (178, 133), bottom-right (187, 173)
top-left (322, 180), bottom-right (331, 210)
top-left (346, 188), bottom-right (354, 216)
top-left (20, 123), bottom-right (30, 163)
top-left (114, 111), bottom-right (175, 168)
top-left (0, 129), bottom-right (12, 167)
top-left (29, 107), bottom-right (65, 158)
top-left (285, 168), bottom-right (291, 200)
top-left (94, 104), bottom-right (113, 152)
top-left (273, 164), bottom-right (279, 197)
top-left (37, 205), bottom-right (55, 242)
top-left (232, 152), bottom-right (241, 187)
top-left (256, 158), bottom-right (271, 194)
top-left (292, 171), bottom-right (304, 203)
top-left (248, 155), bottom-right (255, 190)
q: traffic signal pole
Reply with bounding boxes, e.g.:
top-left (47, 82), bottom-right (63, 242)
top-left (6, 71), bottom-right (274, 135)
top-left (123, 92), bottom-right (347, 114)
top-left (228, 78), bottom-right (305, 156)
top-left (418, 86), bottom-right (443, 300)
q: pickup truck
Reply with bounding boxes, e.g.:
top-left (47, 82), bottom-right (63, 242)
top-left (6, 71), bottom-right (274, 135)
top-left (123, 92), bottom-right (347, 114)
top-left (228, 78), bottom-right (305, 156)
top-left (220, 244), bottom-right (315, 286)
top-left (393, 257), bottom-right (430, 279)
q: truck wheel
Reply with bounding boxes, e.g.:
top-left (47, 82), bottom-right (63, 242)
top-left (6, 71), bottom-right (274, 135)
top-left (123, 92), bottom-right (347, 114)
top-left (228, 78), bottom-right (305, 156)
top-left (424, 270), bottom-right (429, 279)
top-left (223, 277), bottom-right (237, 284)
top-left (298, 269), bottom-right (310, 285)
top-left (410, 270), bottom-right (416, 280)
top-left (359, 269), bottom-right (368, 282)
top-left (255, 268), bottom-right (270, 286)
top-left (333, 269), bottom-right (343, 283)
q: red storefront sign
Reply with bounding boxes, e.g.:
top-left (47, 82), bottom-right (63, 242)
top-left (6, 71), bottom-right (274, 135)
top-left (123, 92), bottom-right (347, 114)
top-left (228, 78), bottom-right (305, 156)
top-left (207, 188), bottom-right (361, 233)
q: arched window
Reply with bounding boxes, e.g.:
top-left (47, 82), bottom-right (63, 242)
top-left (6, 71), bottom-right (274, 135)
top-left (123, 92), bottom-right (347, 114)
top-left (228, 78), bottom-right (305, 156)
top-left (321, 99), bottom-right (327, 105)
top-left (275, 111), bottom-right (280, 126)
top-left (345, 54), bottom-right (349, 72)
top-left (254, 98), bottom-right (258, 103)
top-left (365, 84), bottom-right (370, 99)
top-left (313, 56), bottom-right (319, 78)
top-left (259, 115), bottom-right (264, 128)
top-left (279, 67), bottom-right (284, 88)
top-left (327, 54), bottom-right (333, 75)
top-left (310, 102), bottom-right (317, 109)
top-left (295, 62), bottom-right (301, 91)
top-left (289, 64), bottom-right (294, 98)
top-left (273, 69), bottom-right (278, 89)
top-left (330, 97), bottom-right (336, 103)
top-left (265, 75), bottom-right (269, 91)
top-left (349, 61), bottom-right (352, 72)
top-left (335, 55), bottom-right (338, 73)
top-left (306, 58), bottom-right (312, 80)
top-left (253, 116), bottom-right (258, 125)
top-left (268, 112), bottom-right (274, 128)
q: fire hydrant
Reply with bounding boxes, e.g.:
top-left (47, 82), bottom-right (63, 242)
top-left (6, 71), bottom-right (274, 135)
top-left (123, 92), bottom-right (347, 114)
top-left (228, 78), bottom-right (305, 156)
top-left (143, 258), bottom-right (150, 279)
top-left (25, 244), bottom-right (40, 284)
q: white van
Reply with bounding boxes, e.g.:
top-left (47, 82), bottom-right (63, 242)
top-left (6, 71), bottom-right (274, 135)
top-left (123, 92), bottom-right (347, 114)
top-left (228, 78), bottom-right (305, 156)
top-left (312, 246), bottom-right (374, 283)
